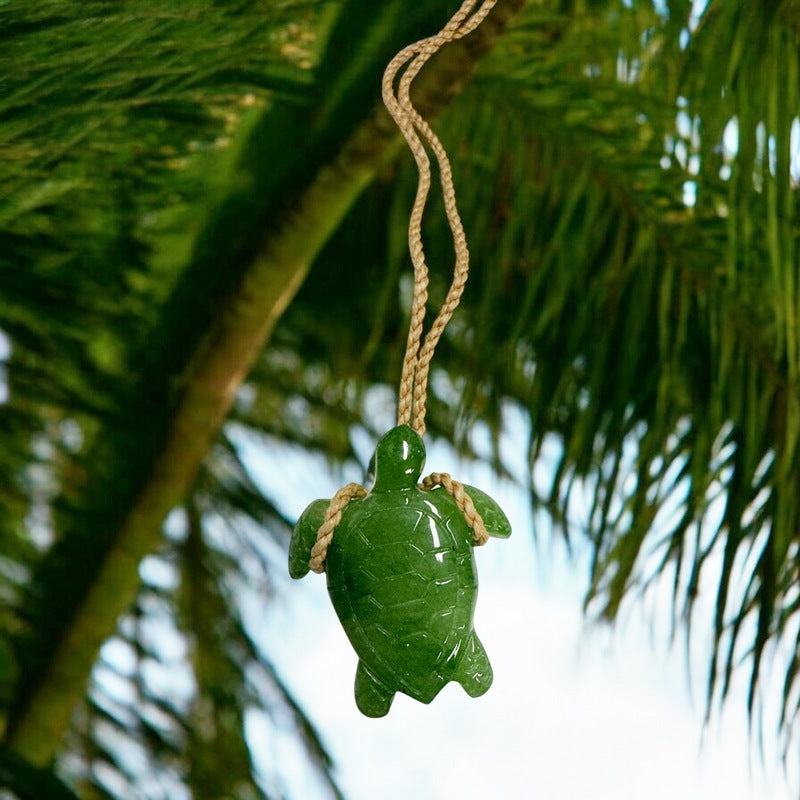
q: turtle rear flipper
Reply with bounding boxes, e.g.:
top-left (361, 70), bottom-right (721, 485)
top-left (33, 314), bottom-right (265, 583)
top-left (454, 632), bottom-right (493, 698)
top-left (355, 661), bottom-right (395, 717)
top-left (289, 499), bottom-right (330, 579)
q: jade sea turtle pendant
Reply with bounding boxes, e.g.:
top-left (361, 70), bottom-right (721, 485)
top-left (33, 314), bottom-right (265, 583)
top-left (289, 425), bottom-right (511, 717)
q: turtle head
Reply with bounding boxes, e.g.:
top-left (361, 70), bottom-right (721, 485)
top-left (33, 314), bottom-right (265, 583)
top-left (370, 425), bottom-right (425, 492)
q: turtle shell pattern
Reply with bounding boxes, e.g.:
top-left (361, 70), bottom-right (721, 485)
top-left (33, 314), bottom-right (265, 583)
top-left (326, 484), bottom-right (479, 706)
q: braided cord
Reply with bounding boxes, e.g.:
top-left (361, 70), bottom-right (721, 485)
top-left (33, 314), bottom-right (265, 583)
top-left (309, 483), bottom-right (367, 573)
top-left (383, 0), bottom-right (498, 435)
top-left (420, 472), bottom-right (489, 546)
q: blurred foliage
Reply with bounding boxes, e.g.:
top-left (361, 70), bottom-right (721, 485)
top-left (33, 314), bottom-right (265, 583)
top-left (1, 0), bottom-right (800, 796)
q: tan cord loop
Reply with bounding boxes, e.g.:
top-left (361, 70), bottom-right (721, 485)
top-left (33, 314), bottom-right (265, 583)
top-left (310, 470), bottom-right (489, 573)
top-left (383, 0), bottom-right (498, 436)
top-left (309, 483), bottom-right (367, 573)
top-left (309, 4), bottom-right (496, 574)
top-left (420, 472), bottom-right (489, 546)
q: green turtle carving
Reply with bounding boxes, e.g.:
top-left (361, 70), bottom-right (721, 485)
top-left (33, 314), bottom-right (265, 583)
top-left (289, 424), bottom-right (511, 717)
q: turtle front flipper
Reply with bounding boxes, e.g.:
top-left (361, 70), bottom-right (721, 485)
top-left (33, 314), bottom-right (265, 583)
top-left (454, 632), bottom-right (493, 698)
top-left (289, 499), bottom-right (330, 579)
top-left (355, 661), bottom-right (395, 717)
top-left (463, 484), bottom-right (511, 539)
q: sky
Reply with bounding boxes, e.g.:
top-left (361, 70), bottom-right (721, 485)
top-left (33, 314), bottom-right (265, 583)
top-left (234, 398), bottom-right (799, 800)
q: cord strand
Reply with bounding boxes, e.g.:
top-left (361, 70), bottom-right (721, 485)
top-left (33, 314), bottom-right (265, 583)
top-left (420, 472), bottom-right (489, 545)
top-left (309, 483), bottom-right (368, 573)
top-left (383, 0), bottom-right (498, 435)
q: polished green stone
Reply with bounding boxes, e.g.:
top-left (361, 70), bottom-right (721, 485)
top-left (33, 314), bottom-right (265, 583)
top-left (289, 424), bottom-right (511, 717)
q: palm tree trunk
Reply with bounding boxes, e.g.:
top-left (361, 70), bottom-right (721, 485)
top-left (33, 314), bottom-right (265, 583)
top-left (6, 0), bottom-right (524, 764)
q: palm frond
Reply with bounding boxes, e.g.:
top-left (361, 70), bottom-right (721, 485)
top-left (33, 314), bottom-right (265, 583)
top-left (0, 0), bottom-right (524, 783)
top-left (270, 0), bottom-right (800, 743)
